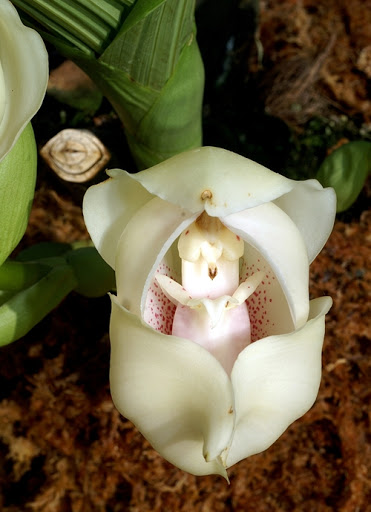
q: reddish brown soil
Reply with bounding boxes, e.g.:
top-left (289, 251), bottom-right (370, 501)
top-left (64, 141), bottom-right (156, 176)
top-left (259, 0), bottom-right (371, 125)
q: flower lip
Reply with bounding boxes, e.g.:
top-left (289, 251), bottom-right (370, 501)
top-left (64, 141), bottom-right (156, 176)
top-left (128, 146), bottom-right (294, 217)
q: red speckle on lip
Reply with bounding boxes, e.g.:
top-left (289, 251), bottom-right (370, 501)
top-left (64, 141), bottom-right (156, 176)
top-left (185, 230), bottom-right (189, 235)
top-left (144, 262), bottom-right (177, 335)
top-left (236, 235), bottom-right (240, 241)
top-left (240, 256), bottom-right (278, 342)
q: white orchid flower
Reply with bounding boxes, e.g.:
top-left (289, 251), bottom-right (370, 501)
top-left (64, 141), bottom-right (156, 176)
top-left (83, 146), bottom-right (336, 478)
top-left (0, 0), bottom-right (48, 161)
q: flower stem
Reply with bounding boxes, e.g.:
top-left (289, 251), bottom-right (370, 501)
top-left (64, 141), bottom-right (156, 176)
top-left (0, 265), bottom-right (77, 347)
top-left (0, 260), bottom-right (50, 291)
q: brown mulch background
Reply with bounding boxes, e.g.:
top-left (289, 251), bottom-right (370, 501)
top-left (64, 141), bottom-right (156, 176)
top-left (259, 0), bottom-right (371, 126)
top-left (1, 0), bottom-right (370, 510)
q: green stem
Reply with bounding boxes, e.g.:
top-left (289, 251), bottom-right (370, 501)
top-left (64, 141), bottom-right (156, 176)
top-left (0, 260), bottom-right (50, 291)
top-left (0, 265), bottom-right (77, 346)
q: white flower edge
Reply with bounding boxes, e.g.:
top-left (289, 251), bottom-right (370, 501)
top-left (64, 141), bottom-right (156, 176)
top-left (273, 180), bottom-right (336, 263)
top-left (109, 294), bottom-right (331, 476)
top-left (222, 203), bottom-right (309, 329)
top-left (83, 147), bottom-right (336, 269)
top-left (110, 294), bottom-right (235, 478)
top-left (226, 296), bottom-right (332, 468)
top-left (115, 196), bottom-right (197, 317)
top-left (0, 0), bottom-right (48, 161)
top-left (83, 170), bottom-right (154, 268)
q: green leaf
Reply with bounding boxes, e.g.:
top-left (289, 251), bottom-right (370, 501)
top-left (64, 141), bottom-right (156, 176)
top-left (116, 0), bottom-right (165, 35)
top-left (41, 1), bottom-right (203, 168)
top-left (101, 0), bottom-right (194, 89)
top-left (0, 265), bottom-right (77, 347)
top-left (0, 261), bottom-right (50, 291)
top-left (16, 0), bottom-right (203, 168)
top-left (0, 291), bottom-right (15, 308)
top-left (0, 124), bottom-right (37, 266)
top-left (66, 246), bottom-right (116, 297)
top-left (13, 0), bottom-right (135, 54)
top-left (317, 141), bottom-right (371, 212)
top-left (16, 242), bottom-right (72, 262)
top-left (126, 36), bottom-right (204, 167)
top-left (16, 242), bottom-right (116, 296)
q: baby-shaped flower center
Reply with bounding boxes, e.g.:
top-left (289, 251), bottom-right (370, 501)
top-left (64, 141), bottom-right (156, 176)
top-left (156, 212), bottom-right (263, 374)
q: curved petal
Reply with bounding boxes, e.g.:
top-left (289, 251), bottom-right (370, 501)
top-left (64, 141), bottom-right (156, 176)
top-left (143, 242), bottom-right (181, 334)
top-left (0, 0), bottom-right (48, 160)
top-left (129, 147), bottom-right (294, 217)
top-left (116, 197), bottom-right (197, 316)
top-left (83, 169), bottom-right (154, 268)
top-left (274, 180), bottom-right (336, 263)
top-left (222, 202), bottom-right (309, 329)
top-left (240, 245), bottom-right (294, 341)
top-left (110, 295), bottom-right (235, 477)
top-left (225, 296), bottom-right (332, 468)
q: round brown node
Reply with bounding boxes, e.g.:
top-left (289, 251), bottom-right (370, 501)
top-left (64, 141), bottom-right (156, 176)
top-left (40, 128), bottom-right (110, 183)
top-left (201, 189), bottom-right (212, 200)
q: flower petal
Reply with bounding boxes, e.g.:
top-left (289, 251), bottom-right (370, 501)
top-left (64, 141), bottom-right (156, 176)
top-left (222, 202), bottom-right (309, 329)
top-left (110, 295), bottom-right (235, 477)
top-left (274, 180), bottom-right (337, 262)
top-left (128, 147), bottom-right (294, 217)
top-left (0, 0), bottom-right (48, 160)
top-left (83, 169), bottom-right (154, 268)
top-left (225, 296), bottom-right (332, 468)
top-left (240, 245), bottom-right (294, 341)
top-left (115, 197), bottom-right (197, 316)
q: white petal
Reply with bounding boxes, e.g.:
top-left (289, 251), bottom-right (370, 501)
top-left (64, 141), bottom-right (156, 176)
top-left (222, 202), bottom-right (309, 329)
top-left (83, 169), bottom-right (154, 268)
top-left (0, 0), bottom-right (48, 160)
top-left (110, 295), bottom-right (235, 477)
top-left (274, 179), bottom-right (336, 262)
top-left (115, 197), bottom-right (197, 316)
top-left (240, 244), bottom-right (295, 341)
top-left (225, 296), bottom-right (332, 468)
top-left (128, 147), bottom-right (294, 217)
